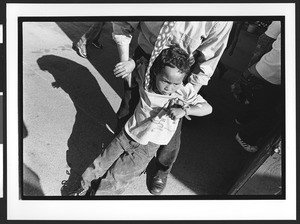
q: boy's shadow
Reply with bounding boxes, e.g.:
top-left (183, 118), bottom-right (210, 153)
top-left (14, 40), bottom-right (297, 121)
top-left (37, 55), bottom-right (116, 185)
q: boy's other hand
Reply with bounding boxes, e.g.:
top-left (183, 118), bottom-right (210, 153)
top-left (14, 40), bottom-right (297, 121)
top-left (113, 59), bottom-right (135, 79)
top-left (167, 107), bottom-right (186, 120)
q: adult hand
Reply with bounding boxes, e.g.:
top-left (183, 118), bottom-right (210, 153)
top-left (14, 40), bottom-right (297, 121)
top-left (167, 107), bottom-right (186, 120)
top-left (168, 98), bottom-right (184, 108)
top-left (113, 59), bottom-right (135, 79)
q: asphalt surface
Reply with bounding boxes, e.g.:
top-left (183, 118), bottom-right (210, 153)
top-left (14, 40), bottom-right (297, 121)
top-left (23, 21), bottom-right (259, 196)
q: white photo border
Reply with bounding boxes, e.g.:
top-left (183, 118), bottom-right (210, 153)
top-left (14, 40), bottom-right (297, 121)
top-left (7, 3), bottom-right (296, 220)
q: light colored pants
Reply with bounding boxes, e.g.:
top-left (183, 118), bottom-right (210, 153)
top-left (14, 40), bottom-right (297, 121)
top-left (81, 129), bottom-right (159, 194)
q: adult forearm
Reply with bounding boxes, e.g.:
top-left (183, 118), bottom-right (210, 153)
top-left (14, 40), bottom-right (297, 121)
top-left (186, 103), bottom-right (212, 117)
top-left (116, 44), bottom-right (132, 87)
top-left (188, 71), bottom-right (207, 93)
top-left (117, 44), bottom-right (130, 62)
top-left (189, 22), bottom-right (233, 89)
top-left (188, 57), bottom-right (213, 90)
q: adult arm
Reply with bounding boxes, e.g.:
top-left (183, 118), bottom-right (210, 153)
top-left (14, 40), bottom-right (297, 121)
top-left (188, 21), bottom-right (233, 92)
top-left (247, 21), bottom-right (280, 67)
top-left (112, 22), bottom-right (140, 86)
top-left (168, 102), bottom-right (212, 120)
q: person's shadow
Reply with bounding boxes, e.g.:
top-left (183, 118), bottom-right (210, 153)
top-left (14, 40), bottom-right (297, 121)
top-left (37, 55), bottom-right (116, 192)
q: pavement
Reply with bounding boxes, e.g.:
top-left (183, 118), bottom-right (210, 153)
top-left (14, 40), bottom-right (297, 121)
top-left (23, 21), bottom-right (259, 196)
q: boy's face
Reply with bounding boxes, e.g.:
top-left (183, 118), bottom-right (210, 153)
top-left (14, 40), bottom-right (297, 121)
top-left (155, 66), bottom-right (185, 95)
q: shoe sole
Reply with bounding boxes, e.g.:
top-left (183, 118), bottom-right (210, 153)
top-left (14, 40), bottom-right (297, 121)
top-left (73, 43), bottom-right (87, 58)
top-left (235, 133), bottom-right (258, 153)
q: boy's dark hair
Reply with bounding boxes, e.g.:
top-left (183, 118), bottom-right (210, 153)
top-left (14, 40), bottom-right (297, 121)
top-left (151, 44), bottom-right (191, 77)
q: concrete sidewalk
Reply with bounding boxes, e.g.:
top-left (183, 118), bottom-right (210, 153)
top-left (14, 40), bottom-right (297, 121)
top-left (23, 21), bottom-right (258, 196)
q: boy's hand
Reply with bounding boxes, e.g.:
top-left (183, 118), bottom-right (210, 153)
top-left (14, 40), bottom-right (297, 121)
top-left (113, 59), bottom-right (135, 79)
top-left (167, 107), bottom-right (186, 120)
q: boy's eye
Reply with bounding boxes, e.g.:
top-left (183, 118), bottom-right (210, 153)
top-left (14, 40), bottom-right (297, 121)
top-left (172, 82), bottom-right (181, 86)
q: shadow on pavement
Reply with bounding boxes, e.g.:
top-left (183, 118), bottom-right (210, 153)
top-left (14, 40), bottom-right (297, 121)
top-left (56, 21), bottom-right (128, 98)
top-left (37, 55), bottom-right (116, 190)
top-left (23, 122), bottom-right (44, 196)
top-left (23, 164), bottom-right (44, 196)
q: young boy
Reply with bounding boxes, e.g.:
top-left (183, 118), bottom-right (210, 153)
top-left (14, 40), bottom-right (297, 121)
top-left (74, 45), bottom-right (212, 195)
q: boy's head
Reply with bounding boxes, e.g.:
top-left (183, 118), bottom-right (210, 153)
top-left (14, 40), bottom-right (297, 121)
top-left (150, 44), bottom-right (191, 95)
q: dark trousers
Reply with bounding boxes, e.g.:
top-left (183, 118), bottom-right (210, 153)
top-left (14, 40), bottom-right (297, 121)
top-left (115, 46), bottom-right (183, 177)
top-left (237, 75), bottom-right (281, 145)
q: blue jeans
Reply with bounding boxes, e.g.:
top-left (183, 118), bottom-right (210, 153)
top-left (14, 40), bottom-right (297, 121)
top-left (82, 129), bottom-right (159, 193)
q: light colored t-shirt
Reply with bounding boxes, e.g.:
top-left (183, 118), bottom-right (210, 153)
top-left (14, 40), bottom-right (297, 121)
top-left (256, 33), bottom-right (281, 85)
top-left (124, 59), bottom-right (207, 145)
top-left (112, 21), bottom-right (233, 86)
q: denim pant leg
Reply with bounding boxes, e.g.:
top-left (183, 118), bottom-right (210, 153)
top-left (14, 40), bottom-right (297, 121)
top-left (156, 118), bottom-right (183, 176)
top-left (81, 22), bottom-right (105, 43)
top-left (97, 140), bottom-right (160, 194)
top-left (81, 130), bottom-right (127, 189)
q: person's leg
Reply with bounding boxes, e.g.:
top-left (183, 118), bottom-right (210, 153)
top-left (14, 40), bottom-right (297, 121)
top-left (81, 129), bottom-right (129, 191)
top-left (247, 33), bottom-right (275, 67)
top-left (235, 102), bottom-right (256, 125)
top-left (115, 46), bottom-right (150, 134)
top-left (149, 118), bottom-right (183, 195)
top-left (90, 22), bottom-right (106, 48)
top-left (80, 22), bottom-right (104, 43)
top-left (74, 22), bottom-right (105, 58)
top-left (95, 139), bottom-right (159, 194)
top-left (115, 81), bottom-right (140, 134)
top-left (237, 80), bottom-right (281, 151)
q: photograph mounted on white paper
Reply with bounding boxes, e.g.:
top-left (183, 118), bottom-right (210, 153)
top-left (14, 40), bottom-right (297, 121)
top-left (6, 3), bottom-right (296, 221)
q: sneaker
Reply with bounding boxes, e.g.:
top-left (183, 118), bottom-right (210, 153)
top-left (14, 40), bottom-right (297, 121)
top-left (60, 170), bottom-right (88, 196)
top-left (61, 180), bottom-right (88, 196)
top-left (73, 40), bottom-right (87, 58)
top-left (235, 133), bottom-right (258, 153)
top-left (91, 40), bottom-right (103, 49)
